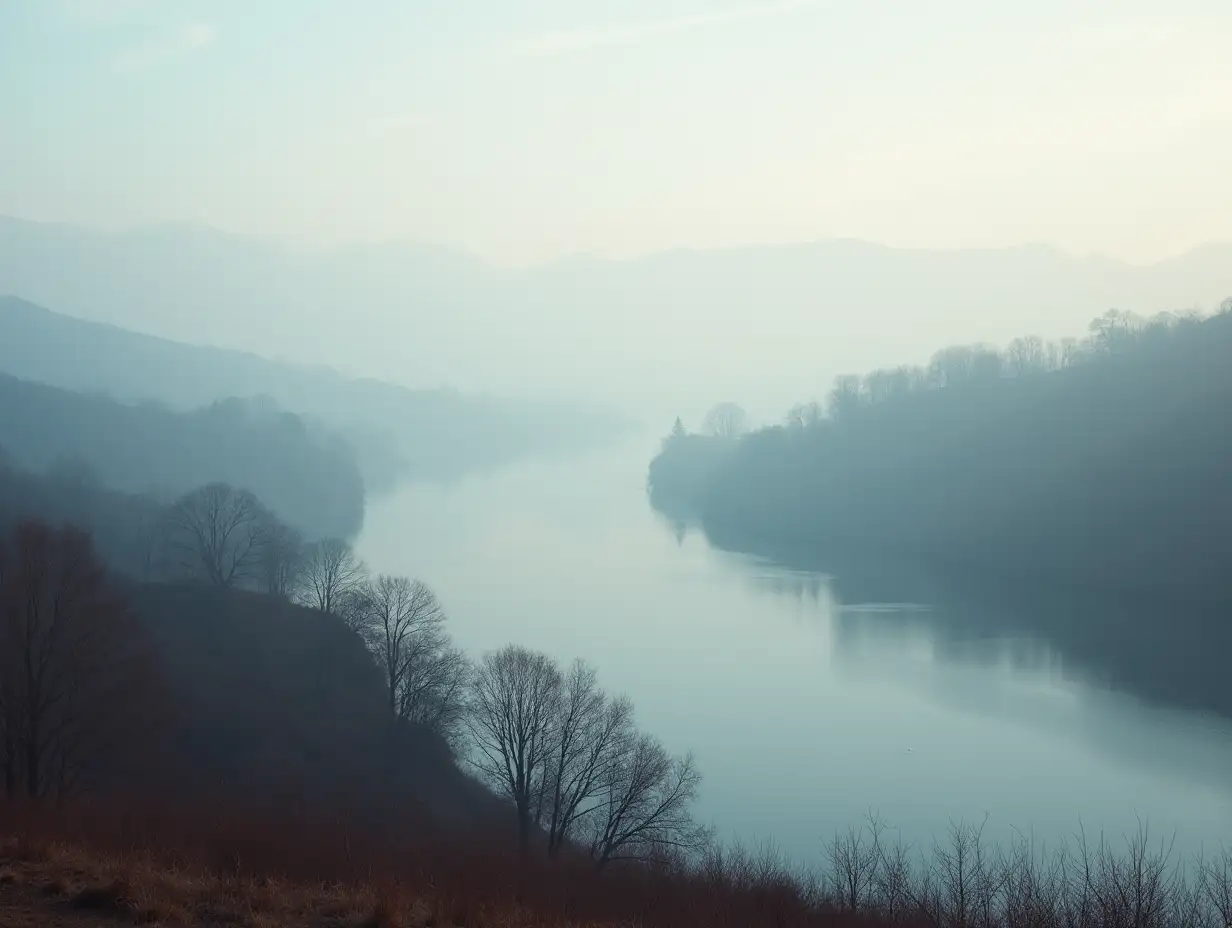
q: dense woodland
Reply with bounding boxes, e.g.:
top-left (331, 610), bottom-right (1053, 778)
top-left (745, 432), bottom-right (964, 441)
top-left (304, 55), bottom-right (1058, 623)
top-left (0, 373), bottom-right (364, 540)
top-left (651, 301), bottom-right (1232, 606)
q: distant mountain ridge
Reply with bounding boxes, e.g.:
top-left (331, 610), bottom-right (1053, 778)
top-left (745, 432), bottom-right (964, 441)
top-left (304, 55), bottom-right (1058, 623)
top-left (0, 295), bottom-right (630, 488)
top-left (2, 213), bottom-right (1230, 422)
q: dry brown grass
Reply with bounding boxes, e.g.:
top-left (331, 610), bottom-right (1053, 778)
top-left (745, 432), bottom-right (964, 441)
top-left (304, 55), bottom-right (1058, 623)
top-left (0, 829), bottom-right (608, 927)
top-left (0, 799), bottom-right (881, 928)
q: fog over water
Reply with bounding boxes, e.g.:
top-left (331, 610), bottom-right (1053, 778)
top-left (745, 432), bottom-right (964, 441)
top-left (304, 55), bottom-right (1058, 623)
top-left (358, 431), bottom-right (1232, 865)
top-left (8, 9), bottom-right (1232, 926)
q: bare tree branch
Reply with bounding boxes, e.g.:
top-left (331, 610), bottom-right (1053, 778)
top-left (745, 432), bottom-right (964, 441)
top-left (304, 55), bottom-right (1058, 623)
top-left (298, 538), bottom-right (368, 615)
top-left (465, 645), bottom-right (561, 851)
top-left (163, 483), bottom-right (271, 587)
top-left (587, 733), bottom-right (708, 867)
top-left (538, 659), bottom-right (633, 857)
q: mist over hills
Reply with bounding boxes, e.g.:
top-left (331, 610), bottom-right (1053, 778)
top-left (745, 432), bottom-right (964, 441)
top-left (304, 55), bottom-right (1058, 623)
top-left (0, 295), bottom-right (630, 490)
top-left (3, 214), bottom-right (1231, 423)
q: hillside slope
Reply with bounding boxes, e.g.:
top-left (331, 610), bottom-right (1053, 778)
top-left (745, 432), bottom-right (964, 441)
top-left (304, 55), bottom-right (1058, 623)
top-left (0, 371), bottom-right (363, 539)
top-left (0, 295), bottom-right (631, 489)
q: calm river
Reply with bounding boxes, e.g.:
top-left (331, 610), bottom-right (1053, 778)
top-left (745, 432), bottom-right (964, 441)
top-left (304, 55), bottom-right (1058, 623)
top-left (357, 431), bottom-right (1232, 864)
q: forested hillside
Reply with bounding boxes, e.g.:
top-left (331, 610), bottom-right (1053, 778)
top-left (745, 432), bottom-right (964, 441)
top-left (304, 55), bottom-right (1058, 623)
top-left (0, 295), bottom-right (632, 490)
top-left (651, 302), bottom-right (1232, 604)
top-left (0, 372), bottom-right (363, 539)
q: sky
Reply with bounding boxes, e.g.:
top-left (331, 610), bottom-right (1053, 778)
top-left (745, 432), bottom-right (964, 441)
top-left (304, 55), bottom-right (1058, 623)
top-left (2, 0), bottom-right (1232, 267)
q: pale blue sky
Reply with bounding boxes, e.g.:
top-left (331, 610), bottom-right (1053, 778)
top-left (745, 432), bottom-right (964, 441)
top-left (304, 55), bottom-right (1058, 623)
top-left (2, 0), bottom-right (1231, 265)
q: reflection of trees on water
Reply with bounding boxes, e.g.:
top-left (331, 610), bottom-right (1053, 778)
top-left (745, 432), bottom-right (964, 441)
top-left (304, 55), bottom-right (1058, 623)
top-left (743, 567), bottom-right (831, 607)
top-left (713, 550), bottom-right (1232, 799)
top-left (673, 520), bottom-right (1232, 727)
top-left (732, 562), bottom-right (1080, 687)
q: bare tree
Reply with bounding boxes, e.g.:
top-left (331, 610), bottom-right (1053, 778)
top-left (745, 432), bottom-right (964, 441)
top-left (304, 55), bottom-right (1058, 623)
top-left (1006, 335), bottom-right (1048, 377)
top-left (587, 732), bottom-right (708, 868)
top-left (786, 401), bottom-right (824, 430)
top-left (1058, 336), bottom-right (1084, 369)
top-left (399, 641), bottom-right (470, 746)
top-left (1202, 849), bottom-right (1232, 928)
top-left (1076, 820), bottom-right (1181, 928)
top-left (873, 830), bottom-right (917, 923)
top-left (537, 660), bottom-right (633, 857)
top-left (334, 585), bottom-right (374, 635)
top-left (928, 346), bottom-right (978, 389)
top-left (702, 402), bottom-right (748, 440)
top-left (918, 817), bottom-right (1005, 928)
top-left (827, 815), bottom-right (885, 910)
top-left (259, 519), bottom-right (304, 599)
top-left (359, 575), bottom-right (451, 719)
top-left (1088, 308), bottom-right (1141, 355)
top-left (827, 375), bottom-right (864, 420)
top-left (0, 521), bottom-right (159, 799)
top-left (466, 645), bottom-right (562, 850)
top-left (299, 537), bottom-right (368, 615)
top-left (164, 483), bottom-right (269, 587)
top-left (999, 834), bottom-right (1071, 928)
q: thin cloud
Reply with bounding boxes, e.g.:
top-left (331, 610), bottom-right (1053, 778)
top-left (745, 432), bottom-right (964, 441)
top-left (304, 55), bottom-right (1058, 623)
top-left (366, 113), bottom-right (429, 139)
top-left (115, 22), bottom-right (217, 72)
top-left (56, 0), bottom-right (158, 27)
top-left (510, 0), bottom-right (817, 57)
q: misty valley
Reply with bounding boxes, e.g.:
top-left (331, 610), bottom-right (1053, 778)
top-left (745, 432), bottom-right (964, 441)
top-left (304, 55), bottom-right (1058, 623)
top-left (1, 283), bottom-right (1231, 925)
top-left (7, 3), bottom-right (1232, 922)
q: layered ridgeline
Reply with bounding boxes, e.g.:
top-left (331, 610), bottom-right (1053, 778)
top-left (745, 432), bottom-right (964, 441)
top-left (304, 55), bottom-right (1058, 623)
top-left (0, 372), bottom-right (364, 540)
top-left (5, 214), bottom-right (1232, 418)
top-left (0, 296), bottom-right (632, 491)
top-left (650, 303), bottom-right (1232, 605)
top-left (0, 447), bottom-right (499, 829)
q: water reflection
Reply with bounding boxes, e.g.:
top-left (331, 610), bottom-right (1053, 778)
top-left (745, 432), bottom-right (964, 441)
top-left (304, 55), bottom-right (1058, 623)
top-left (360, 438), bottom-right (1232, 865)
top-left (707, 545), bottom-right (1232, 804)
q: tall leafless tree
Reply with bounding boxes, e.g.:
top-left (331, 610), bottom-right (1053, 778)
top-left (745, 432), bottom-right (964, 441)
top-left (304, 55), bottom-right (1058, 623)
top-left (785, 401), bottom-right (824, 430)
top-left (359, 576), bottom-right (454, 721)
top-left (701, 402), bottom-right (749, 440)
top-left (587, 732), bottom-right (708, 868)
top-left (259, 520), bottom-right (304, 599)
top-left (466, 645), bottom-right (562, 850)
top-left (1006, 335), bottom-right (1048, 377)
top-left (826, 815), bottom-right (885, 911)
top-left (398, 639), bottom-right (470, 746)
top-left (299, 537), bottom-right (367, 615)
top-left (1088, 308), bottom-right (1141, 355)
top-left (536, 660), bottom-right (633, 857)
top-left (0, 520), bottom-right (159, 799)
top-left (164, 483), bottom-right (270, 587)
top-left (333, 586), bottom-right (374, 635)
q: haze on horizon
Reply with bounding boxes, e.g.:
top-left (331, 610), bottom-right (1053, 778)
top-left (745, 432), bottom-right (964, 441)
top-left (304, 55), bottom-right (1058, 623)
top-left (3, 0), bottom-right (1232, 269)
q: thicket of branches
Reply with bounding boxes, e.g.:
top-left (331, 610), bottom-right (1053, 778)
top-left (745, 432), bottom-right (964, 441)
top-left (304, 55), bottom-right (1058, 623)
top-left (692, 813), bottom-right (1232, 928)
top-left (465, 646), bottom-right (709, 864)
